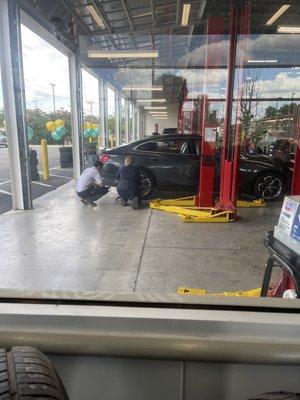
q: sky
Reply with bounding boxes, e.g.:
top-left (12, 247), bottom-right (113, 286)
top-left (0, 25), bottom-right (100, 116)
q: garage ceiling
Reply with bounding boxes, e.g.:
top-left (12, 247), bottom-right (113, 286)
top-left (20, 0), bottom-right (300, 103)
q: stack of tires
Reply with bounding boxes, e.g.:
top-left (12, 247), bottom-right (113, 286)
top-left (29, 149), bottom-right (39, 181)
top-left (59, 147), bottom-right (73, 168)
top-left (84, 143), bottom-right (98, 167)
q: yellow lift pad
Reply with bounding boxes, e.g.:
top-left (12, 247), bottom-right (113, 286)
top-left (149, 196), bottom-right (265, 223)
top-left (150, 197), bottom-right (235, 223)
top-left (178, 287), bottom-right (261, 297)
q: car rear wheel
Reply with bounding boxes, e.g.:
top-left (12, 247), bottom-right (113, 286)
top-left (139, 170), bottom-right (155, 199)
top-left (253, 172), bottom-right (285, 202)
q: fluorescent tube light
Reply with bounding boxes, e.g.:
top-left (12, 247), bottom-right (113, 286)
top-left (247, 59), bottom-right (277, 63)
top-left (137, 99), bottom-right (166, 103)
top-left (149, 113), bottom-right (168, 116)
top-left (122, 86), bottom-right (163, 91)
top-left (181, 4), bottom-right (191, 26)
top-left (144, 106), bottom-right (167, 110)
top-left (149, 111), bottom-right (168, 113)
top-left (88, 50), bottom-right (159, 59)
top-left (266, 5), bottom-right (290, 26)
top-left (277, 26), bottom-right (300, 33)
top-left (87, 5), bottom-right (106, 30)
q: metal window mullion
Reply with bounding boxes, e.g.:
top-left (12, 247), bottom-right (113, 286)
top-left (115, 91), bottom-right (120, 146)
top-left (68, 52), bottom-right (83, 178)
top-left (99, 79), bottom-right (106, 147)
top-left (125, 99), bottom-right (129, 143)
top-left (0, 0), bottom-right (32, 210)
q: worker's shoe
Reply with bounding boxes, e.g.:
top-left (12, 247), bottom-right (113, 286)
top-left (80, 199), bottom-right (89, 206)
top-left (87, 201), bottom-right (97, 207)
top-left (121, 199), bottom-right (128, 207)
top-left (132, 196), bottom-right (141, 210)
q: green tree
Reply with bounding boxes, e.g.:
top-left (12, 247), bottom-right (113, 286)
top-left (265, 106), bottom-right (277, 118)
top-left (0, 108), bottom-right (5, 130)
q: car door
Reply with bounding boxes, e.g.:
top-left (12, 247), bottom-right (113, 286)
top-left (134, 137), bottom-right (199, 190)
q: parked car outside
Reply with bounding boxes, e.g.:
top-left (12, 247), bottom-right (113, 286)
top-left (100, 134), bottom-right (290, 202)
top-left (0, 136), bottom-right (7, 148)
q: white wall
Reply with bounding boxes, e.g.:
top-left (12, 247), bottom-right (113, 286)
top-left (144, 103), bottom-right (178, 136)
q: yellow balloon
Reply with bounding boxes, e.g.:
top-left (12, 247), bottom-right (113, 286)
top-left (91, 123), bottom-right (97, 130)
top-left (46, 121), bottom-right (56, 132)
top-left (54, 119), bottom-right (64, 128)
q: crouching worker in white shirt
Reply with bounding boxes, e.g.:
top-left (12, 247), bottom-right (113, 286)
top-left (76, 160), bottom-right (109, 207)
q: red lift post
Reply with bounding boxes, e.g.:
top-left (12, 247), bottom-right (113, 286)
top-left (195, 17), bottom-right (225, 207)
top-left (217, 5), bottom-right (250, 211)
top-left (291, 123), bottom-right (300, 195)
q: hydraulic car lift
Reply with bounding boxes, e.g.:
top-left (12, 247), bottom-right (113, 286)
top-left (152, 4), bottom-right (251, 222)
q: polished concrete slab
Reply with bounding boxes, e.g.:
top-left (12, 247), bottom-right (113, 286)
top-left (0, 181), bottom-right (281, 294)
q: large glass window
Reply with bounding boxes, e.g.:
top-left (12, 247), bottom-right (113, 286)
top-left (0, 65), bottom-right (12, 214)
top-left (82, 69), bottom-right (100, 166)
top-left (107, 86), bottom-right (116, 148)
top-left (21, 25), bottom-right (72, 202)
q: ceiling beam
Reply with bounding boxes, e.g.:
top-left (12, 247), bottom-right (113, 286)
top-left (92, 0), bottom-right (113, 32)
top-left (150, 0), bottom-right (157, 28)
top-left (60, 0), bottom-right (91, 35)
top-left (121, 0), bottom-right (135, 31)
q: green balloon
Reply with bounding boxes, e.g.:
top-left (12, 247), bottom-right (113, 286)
top-left (91, 129), bottom-right (98, 138)
top-left (56, 126), bottom-right (66, 137)
top-left (84, 128), bottom-right (92, 138)
top-left (27, 126), bottom-right (34, 141)
top-left (51, 131), bottom-right (61, 141)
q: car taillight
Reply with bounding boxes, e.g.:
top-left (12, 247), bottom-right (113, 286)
top-left (100, 154), bottom-right (111, 163)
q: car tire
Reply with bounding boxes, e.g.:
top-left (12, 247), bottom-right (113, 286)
top-left (0, 346), bottom-right (69, 399)
top-left (253, 172), bottom-right (285, 202)
top-left (138, 169), bottom-right (155, 199)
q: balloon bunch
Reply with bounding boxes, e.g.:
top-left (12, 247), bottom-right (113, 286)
top-left (46, 119), bottom-right (66, 141)
top-left (27, 126), bottom-right (34, 141)
top-left (84, 122), bottom-right (99, 138)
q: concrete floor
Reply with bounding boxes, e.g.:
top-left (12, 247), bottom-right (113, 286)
top-left (0, 181), bottom-right (281, 294)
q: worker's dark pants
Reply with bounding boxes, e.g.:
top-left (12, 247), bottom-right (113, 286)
top-left (117, 181), bottom-right (137, 202)
top-left (77, 186), bottom-right (108, 202)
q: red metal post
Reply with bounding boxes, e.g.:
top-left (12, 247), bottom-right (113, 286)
top-left (291, 123), bottom-right (300, 195)
top-left (195, 17), bottom-right (225, 207)
top-left (217, 5), bottom-right (250, 211)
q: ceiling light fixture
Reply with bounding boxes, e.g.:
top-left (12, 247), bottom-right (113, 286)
top-left (144, 106), bottom-right (167, 110)
top-left (87, 5), bottom-right (106, 30)
top-left (277, 26), bottom-right (300, 33)
top-left (247, 59), bottom-right (278, 63)
top-left (137, 99), bottom-right (166, 103)
top-left (122, 86), bottom-right (163, 91)
top-left (149, 113), bottom-right (168, 115)
top-left (88, 50), bottom-right (159, 59)
top-left (266, 5), bottom-right (291, 26)
top-left (181, 3), bottom-right (191, 26)
top-left (149, 111), bottom-right (168, 113)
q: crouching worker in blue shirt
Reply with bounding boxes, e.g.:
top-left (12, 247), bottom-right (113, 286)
top-left (117, 156), bottom-right (141, 209)
top-left (76, 160), bottom-right (109, 207)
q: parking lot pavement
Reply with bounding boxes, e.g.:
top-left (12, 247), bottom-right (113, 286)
top-left (0, 146), bottom-right (73, 214)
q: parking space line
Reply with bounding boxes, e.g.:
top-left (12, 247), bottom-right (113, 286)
top-left (31, 181), bottom-right (52, 188)
top-left (0, 189), bottom-right (12, 196)
top-left (0, 180), bottom-right (11, 186)
top-left (49, 173), bottom-right (72, 179)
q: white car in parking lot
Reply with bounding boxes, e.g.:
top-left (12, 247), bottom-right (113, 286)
top-left (0, 136), bottom-right (7, 147)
